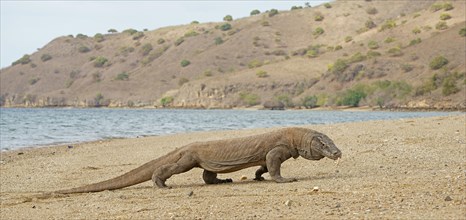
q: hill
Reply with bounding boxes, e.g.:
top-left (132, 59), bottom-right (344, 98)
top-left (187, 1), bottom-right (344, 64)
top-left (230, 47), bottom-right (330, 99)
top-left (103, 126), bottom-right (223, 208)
top-left (1, 0), bottom-right (465, 110)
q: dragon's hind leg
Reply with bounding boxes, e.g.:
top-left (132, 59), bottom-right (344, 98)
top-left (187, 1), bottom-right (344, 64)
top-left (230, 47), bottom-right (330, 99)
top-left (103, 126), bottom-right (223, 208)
top-left (152, 154), bottom-right (197, 188)
top-left (202, 170), bottom-right (233, 184)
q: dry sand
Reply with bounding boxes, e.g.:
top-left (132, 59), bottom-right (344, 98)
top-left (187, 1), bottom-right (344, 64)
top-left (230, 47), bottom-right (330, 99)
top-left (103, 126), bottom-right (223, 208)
top-left (1, 115), bottom-right (465, 219)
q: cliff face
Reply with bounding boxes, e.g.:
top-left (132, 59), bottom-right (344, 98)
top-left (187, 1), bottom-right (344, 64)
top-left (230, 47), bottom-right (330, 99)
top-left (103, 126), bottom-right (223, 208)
top-left (1, 0), bottom-right (465, 110)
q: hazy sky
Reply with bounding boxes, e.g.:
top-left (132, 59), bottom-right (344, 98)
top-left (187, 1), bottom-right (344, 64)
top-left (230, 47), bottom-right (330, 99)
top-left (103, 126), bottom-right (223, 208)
top-left (0, 0), bottom-right (331, 68)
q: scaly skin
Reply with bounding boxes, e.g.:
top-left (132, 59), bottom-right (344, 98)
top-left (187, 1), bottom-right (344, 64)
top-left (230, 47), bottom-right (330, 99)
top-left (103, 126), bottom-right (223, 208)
top-left (55, 128), bottom-right (341, 194)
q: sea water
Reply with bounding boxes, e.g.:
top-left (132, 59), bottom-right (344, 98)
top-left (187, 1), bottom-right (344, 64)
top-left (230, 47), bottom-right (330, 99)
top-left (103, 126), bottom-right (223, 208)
top-left (0, 108), bottom-right (456, 150)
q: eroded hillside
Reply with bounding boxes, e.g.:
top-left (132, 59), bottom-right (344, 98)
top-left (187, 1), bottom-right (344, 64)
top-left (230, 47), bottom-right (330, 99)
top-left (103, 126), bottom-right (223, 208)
top-left (1, 0), bottom-right (465, 109)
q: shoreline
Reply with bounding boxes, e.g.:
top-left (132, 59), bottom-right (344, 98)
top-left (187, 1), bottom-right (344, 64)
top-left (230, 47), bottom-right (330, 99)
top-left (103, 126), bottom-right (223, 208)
top-left (1, 115), bottom-right (465, 219)
top-left (1, 110), bottom-right (462, 152)
top-left (1, 105), bottom-right (465, 112)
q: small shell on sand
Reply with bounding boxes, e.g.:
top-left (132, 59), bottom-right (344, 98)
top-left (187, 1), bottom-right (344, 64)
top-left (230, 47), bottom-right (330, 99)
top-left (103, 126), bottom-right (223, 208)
top-left (240, 175), bottom-right (247, 181)
top-left (312, 186), bottom-right (319, 192)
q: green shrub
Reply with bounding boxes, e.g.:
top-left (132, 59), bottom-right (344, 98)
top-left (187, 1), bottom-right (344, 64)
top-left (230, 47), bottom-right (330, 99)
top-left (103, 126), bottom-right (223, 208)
top-left (314, 12), bottom-right (324, 21)
top-left (174, 37), bottom-right (185, 46)
top-left (123, 28), bottom-right (138, 35)
top-left (412, 27), bottom-right (421, 34)
top-left (219, 23), bottom-right (232, 31)
top-left (141, 45), bottom-right (170, 65)
top-left (367, 41), bottom-right (379, 49)
top-left (256, 70), bottom-right (268, 78)
top-left (367, 50), bottom-right (381, 58)
top-left (93, 56), bottom-right (108, 67)
top-left (313, 27), bottom-right (324, 37)
top-left (442, 76), bottom-right (459, 96)
top-left (93, 93), bottom-right (105, 106)
top-left (429, 56), bottom-right (448, 70)
top-left (76, 33), bottom-right (88, 39)
top-left (140, 43), bottom-right (153, 56)
top-left (180, 59), bottom-right (191, 67)
top-left (324, 3), bottom-right (332, 8)
top-left (302, 95), bottom-right (318, 108)
top-left (261, 20), bottom-right (270, 26)
top-left (203, 70), bottom-right (213, 77)
top-left (239, 92), bottom-right (260, 106)
top-left (94, 33), bottom-right (104, 42)
top-left (435, 21), bottom-right (448, 30)
top-left (401, 63), bottom-right (414, 72)
top-left (29, 77), bottom-right (40, 85)
top-left (380, 19), bottom-right (396, 31)
top-left (184, 30), bottom-right (198, 37)
top-left (268, 9), bottom-right (279, 17)
top-left (345, 36), bottom-right (353, 42)
top-left (215, 37), bottom-right (224, 45)
top-left (335, 45), bottom-right (343, 50)
top-left (348, 52), bottom-right (366, 63)
top-left (132, 31), bottom-right (144, 40)
top-left (409, 38), bottom-right (422, 46)
top-left (160, 96), bottom-right (174, 107)
top-left (387, 47), bottom-right (403, 57)
top-left (432, 2), bottom-right (454, 11)
top-left (440, 13), bottom-right (452, 20)
top-left (12, 54), bottom-right (31, 65)
top-left (250, 9), bottom-right (260, 16)
top-left (40, 54), bottom-right (52, 62)
top-left (384, 37), bottom-right (396, 43)
top-left (276, 94), bottom-right (293, 107)
top-left (191, 21), bottom-right (199, 24)
top-left (306, 49), bottom-right (319, 58)
top-left (365, 20), bottom-right (376, 29)
top-left (291, 6), bottom-right (303, 10)
top-left (223, 15), bottom-right (233, 21)
top-left (157, 38), bottom-right (165, 44)
top-left (329, 59), bottom-right (348, 75)
top-left (115, 72), bottom-right (129, 81)
top-left (338, 89), bottom-right (367, 107)
top-left (443, 2), bottom-right (454, 11)
top-left (460, 27), bottom-right (466, 37)
top-left (248, 60), bottom-right (263, 69)
top-left (366, 7), bottom-right (378, 15)
top-left (78, 46), bottom-right (90, 53)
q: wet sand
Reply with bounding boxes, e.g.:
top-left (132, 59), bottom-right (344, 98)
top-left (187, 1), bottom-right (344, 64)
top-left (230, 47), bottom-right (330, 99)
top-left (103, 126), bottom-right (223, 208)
top-left (1, 115), bottom-right (465, 219)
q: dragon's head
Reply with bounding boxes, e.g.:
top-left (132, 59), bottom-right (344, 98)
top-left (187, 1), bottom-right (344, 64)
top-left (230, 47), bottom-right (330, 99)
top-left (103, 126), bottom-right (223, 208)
top-left (298, 132), bottom-right (342, 160)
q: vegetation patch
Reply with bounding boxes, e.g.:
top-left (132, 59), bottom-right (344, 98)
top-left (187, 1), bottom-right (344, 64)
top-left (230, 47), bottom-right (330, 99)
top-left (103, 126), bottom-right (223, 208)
top-left (301, 95), bottom-right (318, 108)
top-left (313, 27), bottom-right (325, 37)
top-left (78, 46), bottom-right (91, 53)
top-left (429, 56), bottom-right (449, 70)
top-left (219, 23), bottom-right (232, 31)
top-left (435, 21), bottom-right (448, 30)
top-left (12, 55), bottom-right (31, 65)
top-left (248, 60), bottom-right (263, 69)
top-left (387, 47), bottom-right (403, 57)
top-left (250, 9), bottom-right (260, 16)
top-left (408, 38), bottom-right (422, 46)
top-left (115, 72), bottom-right (129, 81)
top-left (440, 13), bottom-right (452, 20)
top-left (40, 54), bottom-right (52, 62)
top-left (268, 9), bottom-right (279, 17)
top-left (379, 19), bottom-right (397, 31)
top-left (174, 37), bottom-right (185, 46)
top-left (239, 92), bottom-right (260, 106)
top-left (94, 33), bottom-right (104, 42)
top-left (180, 59), bottom-right (191, 67)
top-left (160, 96), bottom-right (174, 107)
top-left (460, 27), bottom-right (466, 37)
top-left (256, 70), bottom-right (268, 78)
top-left (140, 43), bottom-right (153, 56)
top-left (367, 41), bottom-right (379, 49)
top-left (184, 30), bottom-right (199, 37)
top-left (93, 56), bottom-right (108, 67)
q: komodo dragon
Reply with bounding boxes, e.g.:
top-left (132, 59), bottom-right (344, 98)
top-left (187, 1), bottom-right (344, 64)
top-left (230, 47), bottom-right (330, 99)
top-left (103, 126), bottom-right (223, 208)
top-left (55, 127), bottom-right (341, 194)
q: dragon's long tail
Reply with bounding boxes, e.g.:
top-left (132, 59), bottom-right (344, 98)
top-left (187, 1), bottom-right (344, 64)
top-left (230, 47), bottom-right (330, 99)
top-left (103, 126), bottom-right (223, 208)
top-left (55, 151), bottom-right (178, 194)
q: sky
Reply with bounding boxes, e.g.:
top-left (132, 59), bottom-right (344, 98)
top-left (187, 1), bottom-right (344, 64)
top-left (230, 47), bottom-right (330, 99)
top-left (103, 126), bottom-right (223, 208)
top-left (0, 0), bottom-right (331, 68)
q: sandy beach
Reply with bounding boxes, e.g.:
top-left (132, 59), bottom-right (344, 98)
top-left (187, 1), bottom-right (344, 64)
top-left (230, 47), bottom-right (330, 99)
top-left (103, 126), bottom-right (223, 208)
top-left (0, 115), bottom-right (465, 219)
